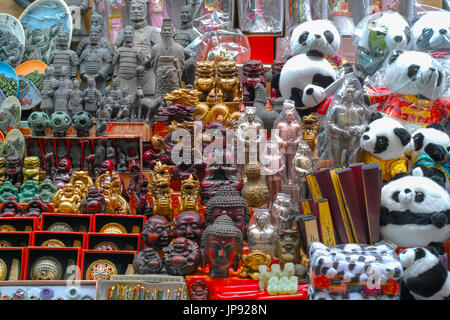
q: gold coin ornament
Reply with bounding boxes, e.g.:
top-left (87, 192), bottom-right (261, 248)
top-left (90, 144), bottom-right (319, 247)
top-left (99, 223), bottom-right (127, 234)
top-left (41, 239), bottom-right (65, 248)
top-left (0, 225), bottom-right (16, 232)
top-left (31, 256), bottom-right (62, 280)
top-left (0, 258), bottom-right (7, 280)
top-left (93, 242), bottom-right (120, 251)
top-left (47, 222), bottom-right (73, 232)
top-left (86, 260), bottom-right (117, 281)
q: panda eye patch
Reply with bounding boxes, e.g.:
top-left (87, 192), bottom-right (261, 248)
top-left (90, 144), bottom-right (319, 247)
top-left (365, 127), bottom-right (370, 132)
top-left (414, 191), bottom-right (425, 203)
top-left (407, 65), bottom-right (420, 80)
top-left (324, 30), bottom-right (334, 44)
top-left (391, 191), bottom-right (400, 202)
top-left (437, 71), bottom-right (443, 87)
top-left (299, 31), bottom-right (309, 44)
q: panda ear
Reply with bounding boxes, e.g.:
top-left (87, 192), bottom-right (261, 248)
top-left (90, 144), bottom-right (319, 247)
top-left (404, 26), bottom-right (411, 44)
top-left (427, 242), bottom-right (444, 256)
top-left (394, 128), bottom-right (411, 146)
top-left (388, 50), bottom-right (403, 65)
top-left (425, 122), bottom-right (446, 133)
top-left (369, 112), bottom-right (383, 123)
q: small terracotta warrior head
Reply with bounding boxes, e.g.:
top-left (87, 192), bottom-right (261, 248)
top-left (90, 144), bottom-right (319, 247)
top-left (180, 5), bottom-right (193, 24)
top-left (123, 26), bottom-right (134, 46)
top-left (89, 28), bottom-right (102, 46)
top-left (173, 211), bottom-right (205, 244)
top-left (142, 215), bottom-right (172, 251)
top-left (89, 10), bottom-right (103, 31)
top-left (133, 247), bottom-right (163, 274)
top-left (130, 0), bottom-right (148, 22)
top-left (201, 215), bottom-right (243, 278)
top-left (205, 184), bottom-right (250, 236)
top-left (56, 27), bottom-right (69, 49)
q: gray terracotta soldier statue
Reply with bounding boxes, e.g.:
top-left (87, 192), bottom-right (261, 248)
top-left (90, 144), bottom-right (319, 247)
top-left (173, 5), bottom-right (199, 87)
top-left (113, 26), bottom-right (146, 97)
top-left (40, 66), bottom-right (58, 116)
top-left (115, 0), bottom-right (161, 97)
top-left (116, 86), bottom-right (132, 121)
top-left (110, 77), bottom-right (122, 118)
top-left (68, 79), bottom-right (84, 115)
top-left (76, 10), bottom-right (115, 57)
top-left (53, 66), bottom-right (72, 113)
top-left (96, 97), bottom-right (111, 136)
top-left (83, 76), bottom-right (102, 117)
top-left (65, 0), bottom-right (89, 46)
top-left (79, 28), bottom-right (113, 93)
top-left (47, 28), bottom-right (79, 80)
top-left (101, 87), bottom-right (114, 115)
top-left (150, 19), bottom-right (185, 87)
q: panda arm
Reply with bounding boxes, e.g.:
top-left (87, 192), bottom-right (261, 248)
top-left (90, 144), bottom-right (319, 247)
top-left (406, 264), bottom-right (448, 298)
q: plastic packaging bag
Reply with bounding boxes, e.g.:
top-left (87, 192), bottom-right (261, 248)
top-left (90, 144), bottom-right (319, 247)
top-left (146, 0), bottom-right (186, 30)
top-left (238, 0), bottom-right (284, 34)
top-left (285, 0), bottom-right (312, 33)
top-left (191, 0), bottom-right (235, 31)
top-left (319, 74), bottom-right (370, 166)
top-left (247, 208), bottom-right (278, 257)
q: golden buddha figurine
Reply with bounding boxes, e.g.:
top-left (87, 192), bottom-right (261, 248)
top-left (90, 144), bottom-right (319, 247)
top-left (178, 175), bottom-right (200, 212)
top-left (0, 157), bottom-right (6, 186)
top-left (69, 171), bottom-right (94, 199)
top-left (96, 171), bottom-right (130, 214)
top-left (23, 156), bottom-right (41, 185)
top-left (239, 250), bottom-right (272, 280)
top-left (52, 183), bottom-right (82, 214)
top-left (150, 171), bottom-right (173, 221)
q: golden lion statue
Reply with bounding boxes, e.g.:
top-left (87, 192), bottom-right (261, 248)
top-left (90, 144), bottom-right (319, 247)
top-left (194, 61), bottom-right (216, 103)
top-left (217, 61), bottom-right (241, 103)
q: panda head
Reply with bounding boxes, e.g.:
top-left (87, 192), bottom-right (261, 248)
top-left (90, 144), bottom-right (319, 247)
top-left (384, 50), bottom-right (447, 100)
top-left (357, 12), bottom-right (412, 53)
top-left (290, 20), bottom-right (341, 56)
top-left (381, 175), bottom-right (450, 214)
top-left (412, 11), bottom-right (450, 52)
top-left (360, 113), bottom-right (411, 160)
top-left (405, 124), bottom-right (450, 161)
top-left (279, 53), bottom-right (336, 111)
top-left (399, 247), bottom-right (439, 270)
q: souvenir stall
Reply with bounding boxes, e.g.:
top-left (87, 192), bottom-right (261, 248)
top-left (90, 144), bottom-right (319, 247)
top-left (0, 0), bottom-right (448, 301)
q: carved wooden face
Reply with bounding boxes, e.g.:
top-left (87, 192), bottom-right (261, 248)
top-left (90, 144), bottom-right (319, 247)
top-left (211, 207), bottom-right (246, 235)
top-left (204, 235), bottom-right (239, 276)
top-left (173, 212), bottom-right (205, 244)
top-left (143, 216), bottom-right (172, 250)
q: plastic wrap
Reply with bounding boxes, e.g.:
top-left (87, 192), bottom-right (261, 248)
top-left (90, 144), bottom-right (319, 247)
top-left (185, 29), bottom-right (251, 64)
top-left (353, 11), bottom-right (412, 80)
top-left (261, 142), bottom-right (286, 208)
top-left (247, 208), bottom-right (278, 257)
top-left (238, 0), bottom-right (284, 34)
top-left (271, 193), bottom-right (295, 232)
top-left (308, 241), bottom-right (403, 300)
top-left (94, 0), bottom-right (128, 45)
top-left (236, 106), bottom-right (264, 165)
top-left (285, 0), bottom-right (312, 33)
top-left (291, 140), bottom-right (316, 199)
top-left (191, 0), bottom-right (234, 31)
top-left (365, 50), bottom-right (449, 132)
top-left (319, 75), bottom-right (369, 166)
top-left (146, 0), bottom-right (187, 30)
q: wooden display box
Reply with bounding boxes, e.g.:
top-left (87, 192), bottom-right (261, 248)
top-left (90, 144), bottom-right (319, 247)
top-left (86, 233), bottom-right (141, 252)
top-left (81, 250), bottom-right (136, 280)
top-left (93, 214), bottom-right (146, 234)
top-left (0, 247), bottom-right (26, 280)
top-left (0, 217), bottom-right (38, 232)
top-left (24, 247), bottom-right (83, 280)
top-left (40, 213), bottom-right (93, 233)
top-left (32, 231), bottom-right (86, 248)
top-left (0, 231), bottom-right (32, 247)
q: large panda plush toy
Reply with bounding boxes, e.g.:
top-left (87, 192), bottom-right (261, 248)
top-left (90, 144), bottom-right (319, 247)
top-left (360, 112), bottom-right (410, 182)
top-left (399, 247), bottom-right (450, 300)
top-left (380, 175), bottom-right (450, 248)
top-left (365, 50), bottom-right (449, 133)
top-left (279, 51), bottom-right (337, 117)
top-left (412, 11), bottom-right (450, 53)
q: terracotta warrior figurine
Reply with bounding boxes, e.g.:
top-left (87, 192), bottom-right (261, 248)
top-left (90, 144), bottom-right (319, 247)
top-left (40, 66), bottom-right (58, 116)
top-left (110, 77), bottom-right (123, 118)
top-left (47, 28), bottom-right (79, 80)
top-left (68, 79), bottom-right (84, 115)
top-left (79, 27), bottom-right (113, 93)
top-left (81, 185), bottom-right (106, 214)
top-left (248, 209), bottom-right (277, 257)
top-left (163, 237), bottom-right (201, 276)
top-left (0, 196), bottom-right (22, 217)
top-left (133, 247), bottom-right (163, 274)
top-left (23, 195), bottom-right (49, 217)
top-left (96, 97), bottom-right (111, 137)
top-left (53, 67), bottom-right (72, 114)
top-left (178, 175), bottom-right (200, 212)
top-left (142, 215), bottom-right (172, 251)
top-left (115, 0), bottom-right (161, 97)
top-left (83, 76), bottom-right (102, 118)
top-left (327, 84), bottom-right (367, 165)
top-left (205, 184), bottom-right (250, 238)
top-left (173, 211), bottom-right (206, 245)
top-left (201, 215), bottom-right (243, 278)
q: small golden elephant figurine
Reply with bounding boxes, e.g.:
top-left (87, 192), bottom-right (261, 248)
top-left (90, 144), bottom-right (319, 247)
top-left (239, 250), bottom-right (272, 280)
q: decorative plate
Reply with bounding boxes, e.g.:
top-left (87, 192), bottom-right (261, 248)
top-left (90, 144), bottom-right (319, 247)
top-left (0, 96), bottom-right (21, 132)
top-left (93, 241), bottom-right (120, 251)
top-left (0, 224), bottom-right (16, 232)
top-left (19, 0), bottom-right (73, 64)
top-left (85, 259), bottom-right (117, 281)
top-left (41, 239), bottom-right (65, 248)
top-left (0, 62), bottom-right (19, 98)
top-left (17, 75), bottom-right (42, 110)
top-left (47, 222), bottom-right (73, 232)
top-left (0, 258), bottom-right (7, 280)
top-left (0, 13), bottom-right (26, 68)
top-left (99, 223), bottom-right (127, 234)
top-left (15, 60), bottom-right (47, 90)
top-left (31, 256), bottom-right (62, 280)
top-left (2, 128), bottom-right (25, 159)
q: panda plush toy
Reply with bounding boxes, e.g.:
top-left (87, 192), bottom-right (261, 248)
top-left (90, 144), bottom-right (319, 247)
top-left (279, 51), bottom-right (337, 117)
top-left (353, 11), bottom-right (412, 80)
top-left (360, 112), bottom-right (410, 182)
top-left (399, 247), bottom-right (450, 300)
top-left (365, 50), bottom-right (449, 133)
top-left (412, 11), bottom-right (450, 53)
top-left (380, 175), bottom-right (450, 248)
